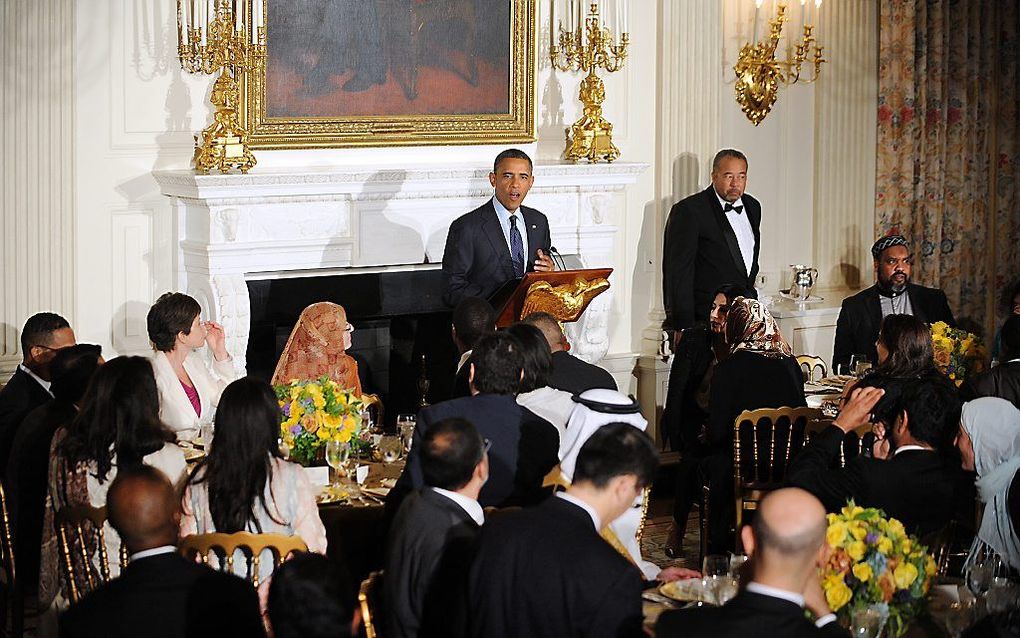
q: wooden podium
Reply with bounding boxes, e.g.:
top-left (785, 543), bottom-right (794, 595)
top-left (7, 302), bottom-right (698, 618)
top-left (489, 268), bottom-right (612, 328)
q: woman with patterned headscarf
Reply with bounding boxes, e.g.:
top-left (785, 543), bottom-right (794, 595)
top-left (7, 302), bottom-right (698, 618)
top-left (272, 302), bottom-right (363, 396)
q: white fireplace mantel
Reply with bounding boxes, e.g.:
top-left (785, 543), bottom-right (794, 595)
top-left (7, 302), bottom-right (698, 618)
top-left (153, 162), bottom-right (649, 373)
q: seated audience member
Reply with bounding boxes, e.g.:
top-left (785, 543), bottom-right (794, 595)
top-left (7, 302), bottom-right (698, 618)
top-left (272, 301), bottom-right (362, 396)
top-left (390, 332), bottom-right (558, 510)
top-left (268, 553), bottom-right (357, 638)
top-left (956, 397), bottom-right (1020, 571)
top-left (523, 311), bottom-right (617, 394)
top-left (788, 375), bottom-right (961, 536)
top-left (674, 297), bottom-right (805, 553)
top-left (871, 314), bottom-right (940, 378)
top-left (6, 344), bottom-right (101, 597)
top-left (833, 234), bottom-right (954, 372)
top-left (962, 315), bottom-right (1020, 407)
top-left (656, 488), bottom-right (848, 638)
top-left (0, 312), bottom-right (75, 473)
top-left (180, 377), bottom-right (327, 581)
top-left (59, 466), bottom-right (263, 638)
top-left (469, 423), bottom-right (658, 638)
top-left (384, 417), bottom-right (487, 638)
top-left (147, 292), bottom-right (236, 440)
top-left (991, 278), bottom-right (1020, 361)
top-left (506, 322), bottom-right (575, 436)
top-left (450, 297), bottom-right (495, 399)
top-left (40, 356), bottom-right (187, 607)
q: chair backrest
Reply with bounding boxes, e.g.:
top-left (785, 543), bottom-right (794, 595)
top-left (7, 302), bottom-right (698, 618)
top-left (178, 532), bottom-right (307, 589)
top-left (359, 570), bottom-right (384, 638)
top-left (796, 355), bottom-right (828, 382)
top-left (0, 482), bottom-right (17, 630)
top-left (802, 419), bottom-right (876, 467)
top-left (54, 504), bottom-right (128, 603)
top-left (733, 407), bottom-right (824, 488)
top-left (362, 393), bottom-right (385, 429)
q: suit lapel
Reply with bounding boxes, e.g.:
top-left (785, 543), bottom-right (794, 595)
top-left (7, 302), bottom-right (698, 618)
top-left (867, 286), bottom-right (883, 336)
top-left (906, 284), bottom-right (928, 323)
top-left (705, 187), bottom-right (747, 277)
top-left (522, 207), bottom-right (541, 271)
top-left (481, 200), bottom-right (514, 279)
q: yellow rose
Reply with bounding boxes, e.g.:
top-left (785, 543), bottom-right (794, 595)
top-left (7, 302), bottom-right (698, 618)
top-left (852, 562), bottom-right (873, 583)
top-left (826, 522), bottom-right (848, 548)
top-left (850, 522), bottom-right (868, 541)
top-left (924, 556), bottom-right (937, 577)
top-left (848, 541), bottom-right (867, 561)
top-left (302, 413), bottom-right (318, 434)
top-left (902, 540), bottom-right (912, 554)
top-left (823, 575), bottom-right (853, 611)
top-left (316, 427), bottom-right (329, 440)
top-left (337, 429), bottom-right (352, 443)
top-left (886, 519), bottom-right (906, 540)
top-left (313, 394), bottom-right (325, 409)
top-left (841, 504), bottom-right (864, 519)
top-left (893, 563), bottom-right (918, 589)
top-left (290, 386), bottom-right (302, 400)
top-left (877, 536), bottom-right (893, 555)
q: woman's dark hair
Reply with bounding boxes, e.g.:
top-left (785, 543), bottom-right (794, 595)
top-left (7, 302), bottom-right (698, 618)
top-left (60, 356), bottom-right (173, 482)
top-left (505, 323), bottom-right (552, 393)
top-left (1001, 278), bottom-right (1020, 316)
top-left (49, 343), bottom-right (103, 405)
top-left (873, 314), bottom-right (937, 378)
top-left (468, 332), bottom-right (524, 395)
top-left (147, 292), bottom-right (202, 352)
top-left (268, 553), bottom-right (353, 638)
top-left (189, 377), bottom-right (284, 533)
top-left (713, 283), bottom-right (748, 304)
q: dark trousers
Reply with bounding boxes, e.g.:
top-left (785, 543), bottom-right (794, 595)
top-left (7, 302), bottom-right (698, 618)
top-left (674, 446), bottom-right (734, 554)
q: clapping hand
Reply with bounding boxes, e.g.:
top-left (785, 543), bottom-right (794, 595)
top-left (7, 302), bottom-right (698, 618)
top-left (204, 320), bottom-right (230, 361)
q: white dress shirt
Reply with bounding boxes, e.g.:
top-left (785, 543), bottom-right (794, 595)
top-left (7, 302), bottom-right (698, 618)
top-left (432, 487), bottom-right (485, 526)
top-left (715, 190), bottom-right (755, 276)
top-left (18, 363), bottom-right (53, 397)
top-left (893, 444), bottom-right (930, 456)
top-left (129, 545), bottom-right (178, 562)
top-left (555, 491), bottom-right (601, 531)
top-left (456, 350), bottom-right (472, 374)
top-left (745, 582), bottom-right (837, 627)
top-left (491, 196), bottom-right (530, 267)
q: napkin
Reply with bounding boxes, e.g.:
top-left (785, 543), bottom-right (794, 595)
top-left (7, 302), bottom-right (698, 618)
top-left (303, 466), bottom-right (329, 487)
top-left (356, 465), bottom-right (369, 485)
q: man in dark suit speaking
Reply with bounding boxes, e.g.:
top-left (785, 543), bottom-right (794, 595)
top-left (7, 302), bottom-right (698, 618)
top-left (663, 149), bottom-right (761, 333)
top-left (442, 149), bottom-right (556, 307)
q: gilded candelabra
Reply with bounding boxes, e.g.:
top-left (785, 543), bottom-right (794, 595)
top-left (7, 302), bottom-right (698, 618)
top-left (550, 3), bottom-right (628, 163)
top-left (734, 3), bottom-right (825, 126)
top-left (176, 0), bottom-right (265, 173)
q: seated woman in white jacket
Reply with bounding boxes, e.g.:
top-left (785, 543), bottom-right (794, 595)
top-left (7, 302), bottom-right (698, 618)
top-left (147, 292), bottom-right (236, 441)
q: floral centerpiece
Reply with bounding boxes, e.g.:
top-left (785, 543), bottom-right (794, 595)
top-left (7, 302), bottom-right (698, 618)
top-left (930, 321), bottom-right (987, 386)
top-left (821, 502), bottom-right (937, 638)
top-left (275, 377), bottom-right (363, 466)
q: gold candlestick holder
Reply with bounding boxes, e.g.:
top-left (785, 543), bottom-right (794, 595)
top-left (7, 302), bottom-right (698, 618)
top-left (550, 3), bottom-right (628, 163)
top-left (176, 0), bottom-right (265, 173)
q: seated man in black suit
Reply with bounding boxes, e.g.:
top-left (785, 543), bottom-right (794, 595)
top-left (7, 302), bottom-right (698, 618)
top-left (832, 234), bottom-right (955, 372)
top-left (441, 148), bottom-right (556, 307)
top-left (523, 311), bottom-right (616, 394)
top-left (385, 417), bottom-right (486, 638)
top-left (657, 488), bottom-right (849, 638)
top-left (450, 297), bottom-right (495, 399)
top-left (59, 465), bottom-right (263, 638)
top-left (268, 553), bottom-right (357, 638)
top-left (389, 332), bottom-right (558, 511)
top-left (469, 422), bottom-right (657, 638)
top-left (962, 315), bottom-right (1020, 408)
top-left (787, 375), bottom-right (962, 536)
top-left (0, 312), bottom-right (76, 475)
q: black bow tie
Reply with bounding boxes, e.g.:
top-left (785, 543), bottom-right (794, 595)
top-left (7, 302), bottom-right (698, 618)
top-left (724, 203), bottom-right (744, 214)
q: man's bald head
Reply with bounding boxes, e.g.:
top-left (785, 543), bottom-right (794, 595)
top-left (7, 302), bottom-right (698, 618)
top-left (522, 312), bottom-right (567, 352)
top-left (107, 465), bottom-right (180, 554)
top-left (751, 488), bottom-right (827, 559)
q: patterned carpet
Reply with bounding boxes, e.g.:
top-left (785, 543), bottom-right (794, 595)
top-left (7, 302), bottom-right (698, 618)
top-left (641, 512), bottom-right (702, 570)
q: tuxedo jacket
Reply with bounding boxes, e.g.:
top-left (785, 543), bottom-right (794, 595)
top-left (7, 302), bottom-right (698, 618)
top-left (0, 366), bottom-right (52, 476)
top-left (832, 283), bottom-right (955, 371)
top-left (662, 186), bottom-right (761, 330)
top-left (548, 350), bottom-right (617, 396)
top-left (961, 361), bottom-right (1020, 409)
top-left (384, 489), bottom-right (480, 638)
top-left (656, 590), bottom-right (850, 638)
top-left (787, 425), bottom-right (956, 537)
top-left (59, 552), bottom-right (263, 638)
top-left (469, 496), bottom-right (645, 638)
top-left (441, 199), bottom-right (552, 307)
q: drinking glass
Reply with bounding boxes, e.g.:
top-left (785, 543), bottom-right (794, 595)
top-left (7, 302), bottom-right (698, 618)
top-left (944, 599), bottom-right (975, 638)
top-left (851, 607), bottom-right (882, 638)
top-left (379, 435), bottom-right (402, 464)
top-left (986, 578), bottom-right (1018, 614)
top-left (967, 560), bottom-right (994, 597)
top-left (712, 576), bottom-right (739, 606)
top-left (325, 440), bottom-right (350, 488)
top-left (728, 554), bottom-right (749, 583)
top-left (702, 554), bottom-right (729, 605)
top-left (199, 417), bottom-right (215, 452)
top-left (397, 414), bottom-right (416, 454)
top-left (850, 354), bottom-right (872, 378)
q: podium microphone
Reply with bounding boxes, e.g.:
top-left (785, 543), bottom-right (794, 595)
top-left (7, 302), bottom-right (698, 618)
top-left (548, 246), bottom-right (567, 270)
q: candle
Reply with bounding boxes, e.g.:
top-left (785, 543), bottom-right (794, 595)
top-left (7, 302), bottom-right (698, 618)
top-left (550, 0), bottom-right (556, 45)
top-left (753, 0), bottom-right (763, 44)
top-left (624, 0), bottom-right (629, 35)
top-left (253, 0), bottom-right (262, 45)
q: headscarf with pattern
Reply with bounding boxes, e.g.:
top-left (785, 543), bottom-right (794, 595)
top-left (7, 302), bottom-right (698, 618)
top-left (272, 302), bottom-right (362, 395)
top-left (725, 297), bottom-right (793, 359)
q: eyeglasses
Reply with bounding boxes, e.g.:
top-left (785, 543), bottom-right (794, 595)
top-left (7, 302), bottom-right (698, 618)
top-left (483, 438), bottom-right (492, 453)
top-left (345, 323), bottom-right (354, 334)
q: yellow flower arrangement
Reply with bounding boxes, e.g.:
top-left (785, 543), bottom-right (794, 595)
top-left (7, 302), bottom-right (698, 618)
top-left (929, 321), bottom-right (987, 387)
top-left (821, 501), bottom-right (936, 638)
top-left (274, 376), bottom-right (364, 466)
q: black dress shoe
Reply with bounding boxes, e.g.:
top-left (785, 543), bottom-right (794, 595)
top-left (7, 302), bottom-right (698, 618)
top-left (664, 525), bottom-right (681, 559)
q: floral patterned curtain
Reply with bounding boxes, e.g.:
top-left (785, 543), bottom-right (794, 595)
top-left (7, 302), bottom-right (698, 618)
top-left (876, 0), bottom-right (1019, 336)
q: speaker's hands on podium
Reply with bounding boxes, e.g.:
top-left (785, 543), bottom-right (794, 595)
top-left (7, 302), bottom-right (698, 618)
top-left (534, 249), bottom-right (556, 272)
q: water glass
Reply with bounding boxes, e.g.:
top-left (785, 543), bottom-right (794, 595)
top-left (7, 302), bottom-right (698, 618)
top-left (199, 420), bottom-right (215, 452)
top-left (986, 577), bottom-right (1018, 614)
top-left (325, 440), bottom-right (350, 488)
top-left (851, 607), bottom-right (882, 638)
top-left (967, 561), bottom-right (995, 597)
top-left (702, 555), bottom-right (729, 578)
top-left (944, 599), bottom-right (975, 638)
top-left (712, 575), bottom-right (739, 606)
top-left (728, 553), bottom-right (749, 581)
top-left (379, 435), bottom-right (402, 464)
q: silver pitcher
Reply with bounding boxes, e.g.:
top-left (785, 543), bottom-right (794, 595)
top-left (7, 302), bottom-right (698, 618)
top-left (789, 265), bottom-right (818, 300)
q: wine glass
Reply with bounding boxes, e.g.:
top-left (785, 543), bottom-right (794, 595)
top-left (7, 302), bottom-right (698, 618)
top-left (325, 440), bottom-right (350, 489)
top-left (967, 560), bottom-right (994, 597)
top-left (702, 554), bottom-right (729, 605)
top-left (397, 413), bottom-right (416, 454)
top-left (728, 553), bottom-right (749, 583)
top-left (944, 599), bottom-right (975, 638)
top-left (379, 435), bottom-right (402, 464)
top-left (986, 577), bottom-right (1019, 614)
top-left (850, 354), bottom-right (872, 378)
top-left (851, 607), bottom-right (882, 638)
top-left (198, 416), bottom-right (215, 452)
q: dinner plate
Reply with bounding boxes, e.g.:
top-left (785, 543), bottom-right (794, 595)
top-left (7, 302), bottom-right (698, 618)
top-left (659, 579), bottom-right (713, 604)
top-left (803, 382), bottom-right (840, 394)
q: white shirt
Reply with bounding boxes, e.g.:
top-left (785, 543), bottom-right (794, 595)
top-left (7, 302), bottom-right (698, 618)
top-left (431, 487), bottom-right (485, 526)
top-left (715, 190), bottom-right (755, 276)
top-left (18, 363), bottom-right (53, 397)
top-left (745, 582), bottom-right (837, 627)
top-left (456, 350), bottom-right (472, 374)
top-left (893, 444), bottom-right (930, 456)
top-left (555, 491), bottom-right (601, 531)
top-left (130, 545), bottom-right (178, 562)
top-left (491, 196), bottom-right (530, 269)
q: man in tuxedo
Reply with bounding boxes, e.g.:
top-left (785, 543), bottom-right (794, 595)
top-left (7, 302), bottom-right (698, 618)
top-left (442, 149), bottom-right (556, 307)
top-left (450, 297), bottom-right (495, 399)
top-left (662, 149), bottom-right (760, 334)
top-left (523, 311), bottom-right (616, 394)
top-left (59, 466), bottom-right (263, 638)
top-left (962, 315), bottom-right (1020, 407)
top-left (469, 422), bottom-right (657, 638)
top-left (385, 417), bottom-right (487, 638)
top-left (787, 374), bottom-right (962, 537)
top-left (0, 312), bottom-right (75, 475)
top-left (656, 488), bottom-right (849, 638)
top-left (832, 234), bottom-right (955, 371)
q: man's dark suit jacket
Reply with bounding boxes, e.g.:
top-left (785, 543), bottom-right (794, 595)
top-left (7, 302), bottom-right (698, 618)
top-left (441, 199), bottom-right (552, 307)
top-left (662, 186), bottom-right (761, 330)
top-left (384, 489), bottom-right (479, 638)
top-left (787, 425), bottom-right (956, 536)
top-left (0, 366), bottom-right (51, 476)
top-left (961, 361), bottom-right (1020, 408)
top-left (661, 326), bottom-right (717, 451)
top-left (59, 551), bottom-right (264, 638)
top-left (656, 590), bottom-right (850, 638)
top-left (832, 283), bottom-right (955, 371)
top-left (469, 496), bottom-right (644, 638)
top-left (548, 350), bottom-right (616, 395)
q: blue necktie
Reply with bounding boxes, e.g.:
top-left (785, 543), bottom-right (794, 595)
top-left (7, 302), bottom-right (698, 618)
top-left (509, 215), bottom-right (525, 278)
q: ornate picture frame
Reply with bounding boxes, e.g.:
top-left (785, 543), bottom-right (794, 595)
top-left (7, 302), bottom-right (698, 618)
top-left (241, 0), bottom-right (536, 149)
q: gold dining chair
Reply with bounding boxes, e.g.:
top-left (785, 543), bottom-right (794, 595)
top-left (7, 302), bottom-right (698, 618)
top-left (178, 532), bottom-right (307, 589)
top-left (796, 355), bottom-right (828, 383)
top-left (54, 504), bottom-right (129, 603)
top-left (362, 393), bottom-right (384, 428)
top-left (801, 418), bottom-right (876, 467)
top-left (1, 483), bottom-right (19, 636)
top-left (359, 570), bottom-right (385, 638)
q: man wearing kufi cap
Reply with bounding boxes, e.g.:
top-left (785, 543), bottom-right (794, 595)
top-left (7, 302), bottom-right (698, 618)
top-left (832, 234), bottom-right (954, 371)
